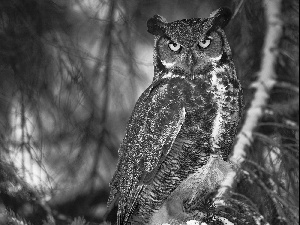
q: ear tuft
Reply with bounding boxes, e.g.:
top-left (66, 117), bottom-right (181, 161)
top-left (147, 15), bottom-right (167, 36)
top-left (209, 7), bottom-right (232, 28)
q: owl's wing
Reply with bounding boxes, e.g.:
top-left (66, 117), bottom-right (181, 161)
top-left (140, 86), bottom-right (186, 174)
top-left (108, 79), bottom-right (186, 224)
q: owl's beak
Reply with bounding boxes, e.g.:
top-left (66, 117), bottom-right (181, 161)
top-left (186, 51), bottom-right (196, 79)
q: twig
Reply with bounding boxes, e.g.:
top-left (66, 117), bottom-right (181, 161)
top-left (91, 0), bottom-right (116, 180)
top-left (274, 81), bottom-right (299, 93)
top-left (215, 0), bottom-right (283, 204)
top-left (232, 0), bottom-right (245, 20)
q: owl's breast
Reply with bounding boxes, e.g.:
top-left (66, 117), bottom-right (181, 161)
top-left (176, 76), bottom-right (217, 112)
top-left (155, 71), bottom-right (240, 117)
top-left (160, 75), bottom-right (212, 97)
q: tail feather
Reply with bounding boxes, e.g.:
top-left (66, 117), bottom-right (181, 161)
top-left (118, 184), bottom-right (145, 224)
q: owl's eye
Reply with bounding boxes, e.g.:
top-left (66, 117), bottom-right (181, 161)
top-left (198, 36), bottom-right (212, 48)
top-left (168, 42), bottom-right (181, 52)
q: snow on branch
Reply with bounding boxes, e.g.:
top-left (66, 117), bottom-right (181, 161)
top-left (215, 0), bottom-right (283, 202)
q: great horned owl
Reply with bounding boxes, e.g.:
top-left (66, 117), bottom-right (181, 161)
top-left (107, 7), bottom-right (243, 225)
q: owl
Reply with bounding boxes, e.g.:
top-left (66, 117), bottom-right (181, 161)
top-left (106, 7), bottom-right (243, 225)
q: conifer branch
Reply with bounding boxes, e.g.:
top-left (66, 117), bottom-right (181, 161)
top-left (215, 0), bottom-right (284, 204)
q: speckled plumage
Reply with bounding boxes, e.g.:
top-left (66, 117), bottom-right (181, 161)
top-left (107, 7), bottom-right (243, 225)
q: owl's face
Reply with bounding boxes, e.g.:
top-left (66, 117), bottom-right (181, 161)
top-left (147, 8), bottom-right (233, 80)
top-left (157, 28), bottom-right (223, 76)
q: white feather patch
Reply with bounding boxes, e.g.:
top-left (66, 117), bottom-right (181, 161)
top-left (161, 60), bottom-right (176, 68)
top-left (210, 66), bottom-right (227, 149)
top-left (161, 72), bottom-right (181, 79)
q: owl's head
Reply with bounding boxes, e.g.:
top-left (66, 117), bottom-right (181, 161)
top-left (147, 8), bottom-right (233, 81)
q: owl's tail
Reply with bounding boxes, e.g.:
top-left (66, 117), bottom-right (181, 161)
top-left (119, 184), bottom-right (145, 225)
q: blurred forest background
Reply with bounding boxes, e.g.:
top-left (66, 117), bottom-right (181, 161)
top-left (0, 0), bottom-right (298, 224)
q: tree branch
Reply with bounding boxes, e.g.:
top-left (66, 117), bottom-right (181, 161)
top-left (215, 0), bottom-right (283, 204)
